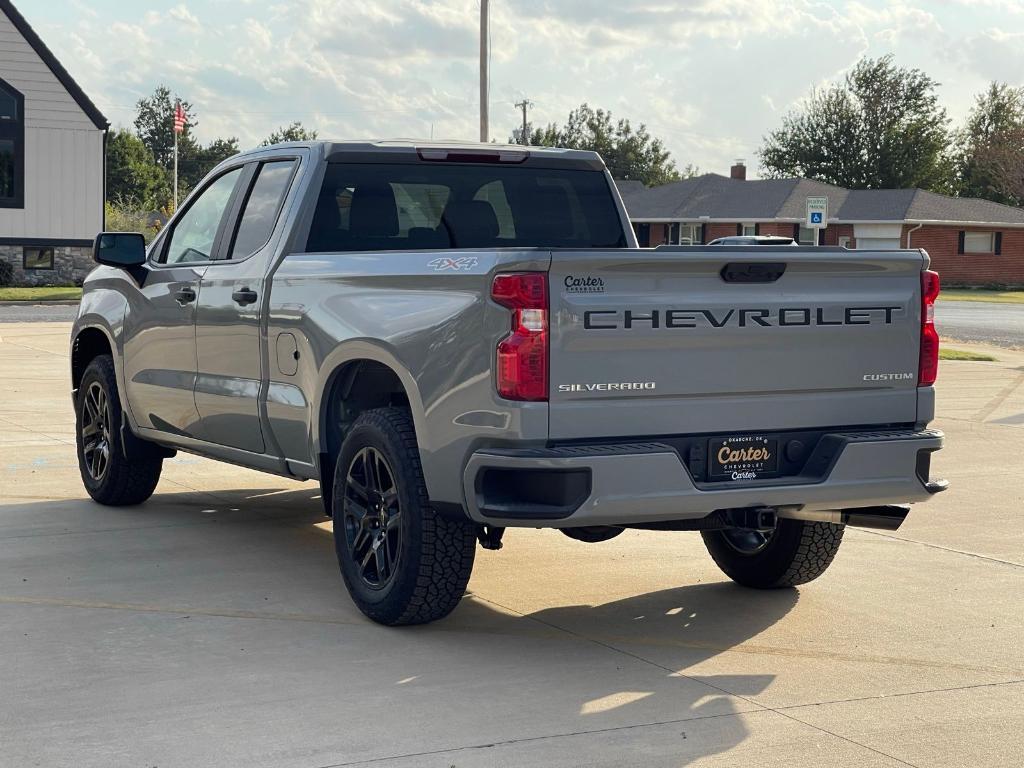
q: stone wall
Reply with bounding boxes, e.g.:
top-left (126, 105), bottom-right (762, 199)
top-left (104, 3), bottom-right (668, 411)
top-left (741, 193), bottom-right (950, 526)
top-left (0, 244), bottom-right (94, 286)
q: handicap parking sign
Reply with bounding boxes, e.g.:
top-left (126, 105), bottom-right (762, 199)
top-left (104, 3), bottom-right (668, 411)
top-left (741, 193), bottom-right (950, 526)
top-left (805, 196), bottom-right (828, 229)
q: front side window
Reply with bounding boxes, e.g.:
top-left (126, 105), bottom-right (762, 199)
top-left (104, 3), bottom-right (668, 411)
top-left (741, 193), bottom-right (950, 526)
top-left (305, 162), bottom-right (626, 252)
top-left (163, 168), bottom-right (242, 264)
top-left (228, 160), bottom-right (297, 259)
top-left (0, 80), bottom-right (23, 208)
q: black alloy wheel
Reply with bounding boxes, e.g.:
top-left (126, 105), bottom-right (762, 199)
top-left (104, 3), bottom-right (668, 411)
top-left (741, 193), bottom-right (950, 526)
top-left (80, 380), bottom-right (112, 481)
top-left (342, 446), bottom-right (403, 589)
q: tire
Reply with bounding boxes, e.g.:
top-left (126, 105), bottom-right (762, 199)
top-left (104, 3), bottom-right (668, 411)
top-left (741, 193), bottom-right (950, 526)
top-left (331, 407), bottom-right (477, 626)
top-left (701, 518), bottom-right (845, 588)
top-left (75, 355), bottom-right (163, 506)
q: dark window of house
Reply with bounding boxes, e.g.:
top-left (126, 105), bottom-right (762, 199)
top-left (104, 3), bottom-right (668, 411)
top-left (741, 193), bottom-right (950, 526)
top-left (306, 162), bottom-right (626, 252)
top-left (0, 139), bottom-right (14, 200)
top-left (0, 85), bottom-right (16, 120)
top-left (635, 223), bottom-right (651, 247)
top-left (24, 247), bottom-right (54, 270)
top-left (228, 160), bottom-right (297, 259)
top-left (0, 80), bottom-right (23, 208)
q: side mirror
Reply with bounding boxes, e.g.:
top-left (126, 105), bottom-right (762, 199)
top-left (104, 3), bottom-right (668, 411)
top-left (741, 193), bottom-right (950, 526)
top-left (94, 232), bottom-right (147, 267)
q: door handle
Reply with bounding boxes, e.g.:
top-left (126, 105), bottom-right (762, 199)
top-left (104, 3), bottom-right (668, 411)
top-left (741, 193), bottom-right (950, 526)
top-left (174, 287), bottom-right (197, 305)
top-left (231, 288), bottom-right (258, 306)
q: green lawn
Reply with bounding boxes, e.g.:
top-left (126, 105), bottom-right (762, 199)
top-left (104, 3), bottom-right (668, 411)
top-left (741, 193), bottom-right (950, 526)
top-left (0, 286), bottom-right (82, 302)
top-left (941, 289), bottom-right (1024, 304)
top-left (939, 348), bottom-right (996, 362)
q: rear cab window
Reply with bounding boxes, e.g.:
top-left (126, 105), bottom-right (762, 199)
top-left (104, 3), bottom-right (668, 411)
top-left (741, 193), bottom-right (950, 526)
top-left (227, 159), bottom-right (297, 260)
top-left (305, 161), bottom-right (626, 252)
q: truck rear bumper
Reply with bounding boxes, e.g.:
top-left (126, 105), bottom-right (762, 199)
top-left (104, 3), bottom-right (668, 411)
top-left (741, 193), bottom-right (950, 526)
top-left (461, 429), bottom-right (944, 528)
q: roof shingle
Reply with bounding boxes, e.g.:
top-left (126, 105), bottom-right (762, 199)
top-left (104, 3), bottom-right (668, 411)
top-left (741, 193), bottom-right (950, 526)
top-left (616, 174), bottom-right (1024, 226)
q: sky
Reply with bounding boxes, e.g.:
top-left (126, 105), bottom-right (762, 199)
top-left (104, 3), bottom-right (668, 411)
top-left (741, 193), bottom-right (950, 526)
top-left (24, 0), bottom-right (1024, 178)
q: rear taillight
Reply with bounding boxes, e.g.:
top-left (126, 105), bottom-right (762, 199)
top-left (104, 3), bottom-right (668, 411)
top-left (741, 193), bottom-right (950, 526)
top-left (492, 273), bottom-right (548, 401)
top-left (919, 269), bottom-right (940, 386)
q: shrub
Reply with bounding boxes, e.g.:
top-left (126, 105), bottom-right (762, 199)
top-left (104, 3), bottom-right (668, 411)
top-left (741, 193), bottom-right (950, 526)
top-left (105, 199), bottom-right (162, 243)
top-left (0, 258), bottom-right (13, 287)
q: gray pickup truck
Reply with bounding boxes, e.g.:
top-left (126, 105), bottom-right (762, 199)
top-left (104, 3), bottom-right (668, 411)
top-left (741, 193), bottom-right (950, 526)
top-left (71, 140), bottom-right (946, 625)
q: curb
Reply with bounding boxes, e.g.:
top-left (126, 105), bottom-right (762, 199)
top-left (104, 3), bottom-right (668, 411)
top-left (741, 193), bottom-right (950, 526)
top-left (0, 300), bottom-right (80, 306)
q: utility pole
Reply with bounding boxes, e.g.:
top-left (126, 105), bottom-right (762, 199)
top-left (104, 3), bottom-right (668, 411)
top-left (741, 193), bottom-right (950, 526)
top-left (479, 0), bottom-right (489, 143)
top-left (515, 99), bottom-right (532, 145)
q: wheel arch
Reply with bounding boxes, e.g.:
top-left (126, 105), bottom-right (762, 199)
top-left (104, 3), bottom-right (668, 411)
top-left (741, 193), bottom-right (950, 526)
top-left (314, 342), bottom-right (429, 508)
top-left (71, 325), bottom-right (116, 393)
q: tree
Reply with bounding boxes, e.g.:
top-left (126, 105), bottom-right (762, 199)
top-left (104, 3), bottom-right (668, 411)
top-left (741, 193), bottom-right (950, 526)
top-left (179, 136), bottom-right (240, 192)
top-left (262, 122), bottom-right (318, 146)
top-left (132, 85), bottom-right (239, 207)
top-left (510, 103), bottom-right (682, 186)
top-left (759, 56), bottom-right (953, 191)
top-left (106, 128), bottom-right (166, 207)
top-left (134, 85), bottom-right (198, 168)
top-left (956, 82), bottom-right (1024, 205)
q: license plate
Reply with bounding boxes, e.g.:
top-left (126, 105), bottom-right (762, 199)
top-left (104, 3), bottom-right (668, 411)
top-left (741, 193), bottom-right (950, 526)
top-left (708, 436), bottom-right (779, 480)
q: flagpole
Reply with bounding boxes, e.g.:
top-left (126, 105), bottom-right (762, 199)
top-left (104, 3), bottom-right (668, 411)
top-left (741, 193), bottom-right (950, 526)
top-left (173, 118), bottom-right (178, 211)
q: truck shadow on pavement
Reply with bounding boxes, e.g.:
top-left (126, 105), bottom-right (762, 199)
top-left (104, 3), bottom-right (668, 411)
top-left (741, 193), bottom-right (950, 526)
top-left (4, 484), bottom-right (797, 765)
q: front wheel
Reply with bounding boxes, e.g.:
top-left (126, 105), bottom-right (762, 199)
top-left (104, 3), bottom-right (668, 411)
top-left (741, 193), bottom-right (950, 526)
top-left (75, 355), bottom-right (163, 506)
top-left (701, 519), bottom-right (845, 588)
top-left (332, 407), bottom-right (477, 625)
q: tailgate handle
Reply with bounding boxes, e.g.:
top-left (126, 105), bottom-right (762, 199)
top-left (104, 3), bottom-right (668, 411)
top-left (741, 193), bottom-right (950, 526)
top-left (720, 262), bottom-right (786, 283)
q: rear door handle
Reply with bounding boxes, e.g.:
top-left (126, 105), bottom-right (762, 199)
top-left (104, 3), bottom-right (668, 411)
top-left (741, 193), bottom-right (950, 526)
top-left (174, 287), bottom-right (197, 305)
top-left (231, 288), bottom-right (258, 306)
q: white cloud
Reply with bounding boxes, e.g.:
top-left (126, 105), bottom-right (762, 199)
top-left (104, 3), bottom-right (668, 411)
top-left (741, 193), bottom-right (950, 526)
top-left (26, 0), bottom-right (1018, 174)
top-left (169, 4), bottom-right (201, 30)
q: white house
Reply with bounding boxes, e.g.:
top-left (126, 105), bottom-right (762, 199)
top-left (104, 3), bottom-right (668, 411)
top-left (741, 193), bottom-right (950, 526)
top-left (0, 0), bottom-right (107, 286)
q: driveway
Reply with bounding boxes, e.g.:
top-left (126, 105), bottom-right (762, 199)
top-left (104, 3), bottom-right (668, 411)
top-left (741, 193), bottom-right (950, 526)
top-left (1, 323), bottom-right (1023, 767)
top-left (937, 300), bottom-right (1024, 349)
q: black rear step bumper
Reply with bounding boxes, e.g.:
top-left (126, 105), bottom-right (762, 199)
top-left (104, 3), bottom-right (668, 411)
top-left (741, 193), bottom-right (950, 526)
top-left (462, 429), bottom-right (945, 528)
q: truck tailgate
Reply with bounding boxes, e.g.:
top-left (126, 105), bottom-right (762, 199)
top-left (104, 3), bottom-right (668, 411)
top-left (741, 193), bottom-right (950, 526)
top-left (548, 248), bottom-right (924, 440)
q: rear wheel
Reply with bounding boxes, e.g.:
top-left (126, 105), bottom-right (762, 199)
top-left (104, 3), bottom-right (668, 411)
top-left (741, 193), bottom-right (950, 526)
top-left (701, 518), bottom-right (845, 588)
top-left (332, 407), bottom-right (477, 625)
top-left (75, 355), bottom-right (163, 506)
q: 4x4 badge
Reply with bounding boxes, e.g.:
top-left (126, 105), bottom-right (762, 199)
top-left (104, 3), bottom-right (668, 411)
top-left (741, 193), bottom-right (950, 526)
top-left (428, 257), bottom-right (478, 272)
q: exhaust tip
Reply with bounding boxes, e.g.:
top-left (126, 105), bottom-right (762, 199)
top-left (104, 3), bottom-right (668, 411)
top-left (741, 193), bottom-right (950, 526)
top-left (841, 505), bottom-right (910, 531)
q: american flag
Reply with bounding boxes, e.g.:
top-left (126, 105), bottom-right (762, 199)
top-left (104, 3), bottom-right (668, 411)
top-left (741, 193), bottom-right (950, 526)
top-left (173, 102), bottom-right (186, 134)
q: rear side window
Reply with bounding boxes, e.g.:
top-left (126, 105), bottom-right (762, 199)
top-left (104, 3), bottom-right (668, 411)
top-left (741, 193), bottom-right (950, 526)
top-left (228, 160), bottom-right (297, 260)
top-left (305, 162), bottom-right (626, 252)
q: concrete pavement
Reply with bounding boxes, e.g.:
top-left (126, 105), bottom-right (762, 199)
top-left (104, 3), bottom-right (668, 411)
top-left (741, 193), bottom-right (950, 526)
top-left (1, 323), bottom-right (1022, 767)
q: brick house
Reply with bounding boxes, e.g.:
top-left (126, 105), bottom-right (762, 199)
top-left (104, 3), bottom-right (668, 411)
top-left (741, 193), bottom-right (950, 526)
top-left (618, 162), bottom-right (1024, 287)
top-left (0, 0), bottom-right (108, 287)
